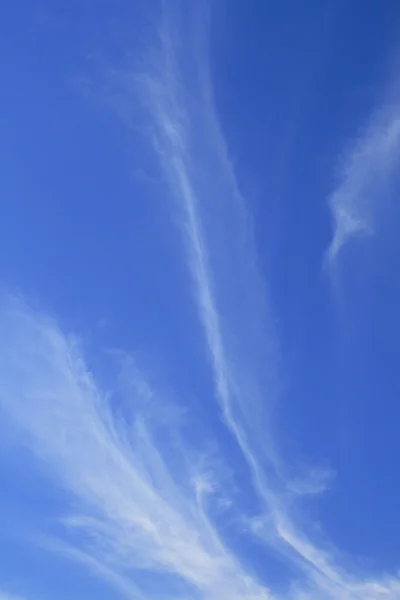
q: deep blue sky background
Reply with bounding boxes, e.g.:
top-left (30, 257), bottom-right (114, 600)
top-left (1, 2), bottom-right (400, 599)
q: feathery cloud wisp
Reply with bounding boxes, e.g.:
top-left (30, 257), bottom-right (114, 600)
top-left (1, 3), bottom-right (400, 600)
top-left (0, 297), bottom-right (274, 600)
top-left (135, 3), bottom-right (400, 598)
top-left (327, 103), bottom-right (400, 263)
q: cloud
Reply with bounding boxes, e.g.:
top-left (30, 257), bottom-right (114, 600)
top-left (326, 103), bottom-right (400, 263)
top-left (0, 297), bottom-right (274, 600)
top-left (139, 0), bottom-right (284, 496)
top-left (131, 2), bottom-right (400, 598)
top-left (2, 300), bottom-right (398, 600)
top-left (1, 293), bottom-right (398, 600)
top-left (137, 0), bottom-right (327, 554)
top-left (0, 3), bottom-right (399, 600)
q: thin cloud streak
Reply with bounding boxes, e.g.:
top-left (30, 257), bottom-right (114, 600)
top-left (327, 103), bottom-right (400, 263)
top-left (141, 0), bottom-right (283, 499)
top-left (2, 301), bottom-right (398, 599)
top-left (139, 2), bottom-right (400, 598)
top-left (1, 3), bottom-right (399, 600)
top-left (0, 297), bottom-right (274, 600)
top-left (141, 0), bottom-right (326, 556)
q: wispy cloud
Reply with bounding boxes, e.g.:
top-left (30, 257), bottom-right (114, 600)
top-left (1, 3), bottom-right (400, 600)
top-left (133, 2), bottom-right (400, 598)
top-left (140, 0), bottom-right (285, 498)
top-left (326, 103), bottom-right (400, 263)
top-left (0, 297), bottom-right (274, 600)
top-left (1, 293), bottom-right (397, 600)
top-left (138, 0), bottom-right (330, 554)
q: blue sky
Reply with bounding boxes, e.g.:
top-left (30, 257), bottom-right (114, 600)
top-left (1, 1), bottom-right (400, 598)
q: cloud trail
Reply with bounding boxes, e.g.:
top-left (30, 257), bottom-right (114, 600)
top-left (140, 0), bottom-right (327, 544)
top-left (1, 292), bottom-right (397, 599)
top-left (327, 102), bottom-right (400, 263)
top-left (136, 2), bottom-right (400, 598)
top-left (0, 3), bottom-right (400, 600)
top-left (140, 0), bottom-right (284, 498)
top-left (0, 297), bottom-right (274, 600)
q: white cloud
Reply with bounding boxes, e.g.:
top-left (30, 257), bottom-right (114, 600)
top-left (139, 0), bottom-right (284, 498)
top-left (326, 104), bottom-right (400, 263)
top-left (137, 0), bottom-right (327, 556)
top-left (0, 3), bottom-right (399, 600)
top-left (0, 297), bottom-right (274, 600)
top-left (132, 2), bottom-right (400, 598)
